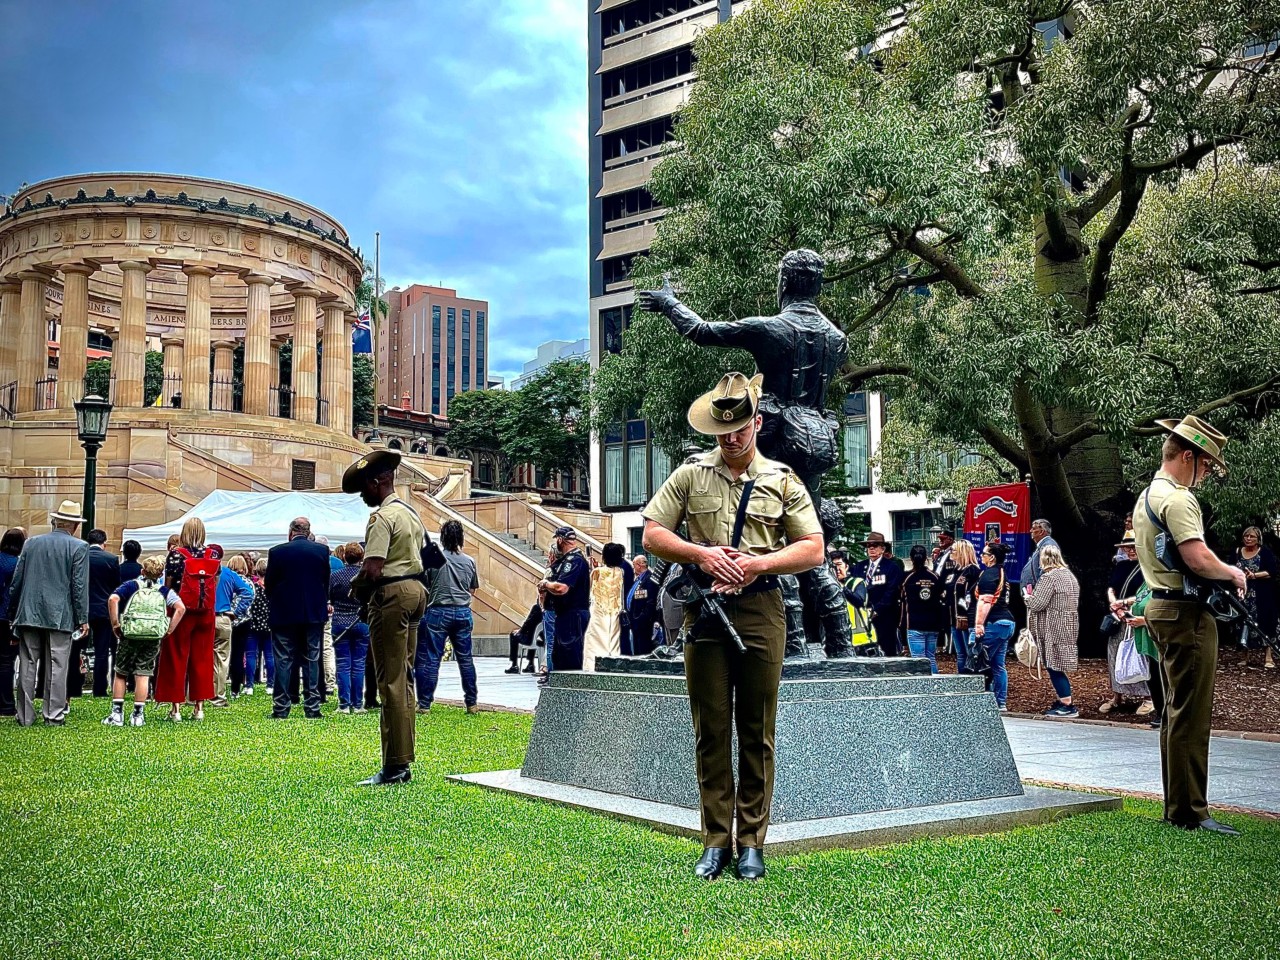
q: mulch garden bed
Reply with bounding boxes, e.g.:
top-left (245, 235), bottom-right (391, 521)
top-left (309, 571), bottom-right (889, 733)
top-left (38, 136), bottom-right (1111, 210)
top-left (936, 646), bottom-right (1280, 736)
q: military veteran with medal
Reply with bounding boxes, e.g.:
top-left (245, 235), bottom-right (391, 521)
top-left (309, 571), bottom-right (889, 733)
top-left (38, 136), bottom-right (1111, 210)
top-left (1132, 415), bottom-right (1246, 835)
top-left (642, 372), bottom-right (826, 881)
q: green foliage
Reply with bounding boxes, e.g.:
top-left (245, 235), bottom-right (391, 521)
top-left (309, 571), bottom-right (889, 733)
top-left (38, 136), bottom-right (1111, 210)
top-left (595, 0), bottom-right (1280, 542)
top-left (83, 352), bottom-right (165, 405)
top-left (449, 359), bottom-right (591, 477)
top-left (352, 354), bottom-right (375, 428)
top-left (1, 698), bottom-right (1278, 959)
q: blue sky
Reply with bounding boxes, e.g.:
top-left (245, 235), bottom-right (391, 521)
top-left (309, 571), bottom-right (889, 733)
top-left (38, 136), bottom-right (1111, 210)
top-left (0, 0), bottom-right (588, 386)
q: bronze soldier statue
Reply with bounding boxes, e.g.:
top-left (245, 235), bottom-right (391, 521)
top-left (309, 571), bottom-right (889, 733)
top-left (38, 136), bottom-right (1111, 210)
top-left (638, 249), bottom-right (854, 659)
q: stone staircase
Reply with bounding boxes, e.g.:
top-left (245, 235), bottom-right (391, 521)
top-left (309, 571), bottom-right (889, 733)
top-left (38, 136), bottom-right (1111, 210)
top-left (493, 532), bottom-right (547, 566)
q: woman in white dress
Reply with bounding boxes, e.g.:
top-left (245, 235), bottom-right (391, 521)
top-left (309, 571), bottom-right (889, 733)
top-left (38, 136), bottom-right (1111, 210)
top-left (582, 543), bottom-right (630, 671)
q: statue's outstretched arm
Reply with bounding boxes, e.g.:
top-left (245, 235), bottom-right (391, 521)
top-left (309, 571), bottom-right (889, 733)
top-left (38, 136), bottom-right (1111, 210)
top-left (636, 279), bottom-right (769, 348)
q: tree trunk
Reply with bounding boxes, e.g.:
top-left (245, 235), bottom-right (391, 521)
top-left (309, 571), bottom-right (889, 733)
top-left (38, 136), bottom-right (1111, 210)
top-left (1020, 217), bottom-right (1129, 656)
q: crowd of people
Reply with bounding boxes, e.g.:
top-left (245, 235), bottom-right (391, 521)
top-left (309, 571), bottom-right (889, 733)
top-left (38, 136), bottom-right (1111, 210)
top-left (506, 529), bottom-right (665, 684)
top-left (0, 498), bottom-right (487, 732)
top-left (823, 504), bottom-right (1273, 726)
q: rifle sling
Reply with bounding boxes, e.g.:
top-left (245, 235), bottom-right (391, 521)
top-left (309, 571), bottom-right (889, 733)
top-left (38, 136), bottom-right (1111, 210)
top-left (730, 479), bottom-right (756, 552)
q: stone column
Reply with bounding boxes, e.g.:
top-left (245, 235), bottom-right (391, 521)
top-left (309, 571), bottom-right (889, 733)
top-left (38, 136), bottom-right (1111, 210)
top-left (58, 261), bottom-right (98, 408)
top-left (181, 264), bottom-right (216, 411)
top-left (114, 260), bottom-right (150, 407)
top-left (320, 301), bottom-right (351, 433)
top-left (241, 272), bottom-right (273, 416)
top-left (16, 268), bottom-right (54, 413)
top-left (161, 336), bottom-right (184, 403)
top-left (0, 280), bottom-right (22, 395)
top-left (211, 340), bottom-right (236, 411)
top-left (268, 337), bottom-right (283, 415)
top-left (287, 284), bottom-right (320, 422)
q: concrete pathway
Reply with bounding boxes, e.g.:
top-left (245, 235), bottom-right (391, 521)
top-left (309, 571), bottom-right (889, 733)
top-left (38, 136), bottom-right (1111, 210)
top-left (434, 659), bottom-right (1280, 816)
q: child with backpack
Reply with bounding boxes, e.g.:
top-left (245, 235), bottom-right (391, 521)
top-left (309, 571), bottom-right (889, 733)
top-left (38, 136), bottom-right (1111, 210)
top-left (104, 555), bottom-right (186, 727)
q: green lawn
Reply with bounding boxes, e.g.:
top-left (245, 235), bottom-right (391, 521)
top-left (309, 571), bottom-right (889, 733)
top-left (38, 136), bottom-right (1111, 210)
top-left (2, 698), bottom-right (1278, 960)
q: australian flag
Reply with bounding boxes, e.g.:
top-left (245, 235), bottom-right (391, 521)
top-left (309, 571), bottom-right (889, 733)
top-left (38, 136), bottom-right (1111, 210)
top-left (352, 312), bottom-right (372, 354)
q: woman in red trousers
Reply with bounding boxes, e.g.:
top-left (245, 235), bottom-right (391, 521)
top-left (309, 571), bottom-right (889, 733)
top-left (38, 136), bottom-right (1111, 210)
top-left (154, 517), bottom-right (221, 721)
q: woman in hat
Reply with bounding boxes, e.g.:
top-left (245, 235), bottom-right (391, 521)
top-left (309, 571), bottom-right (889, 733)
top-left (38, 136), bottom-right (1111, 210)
top-left (1102, 530), bottom-right (1152, 716)
top-left (1233, 526), bottom-right (1277, 669)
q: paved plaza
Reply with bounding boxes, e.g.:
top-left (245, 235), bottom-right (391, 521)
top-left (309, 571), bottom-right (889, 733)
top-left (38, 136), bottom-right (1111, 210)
top-left (432, 658), bottom-right (1280, 817)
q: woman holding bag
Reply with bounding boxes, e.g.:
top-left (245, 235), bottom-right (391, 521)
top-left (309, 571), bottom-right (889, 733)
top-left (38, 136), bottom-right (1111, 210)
top-left (1025, 545), bottom-right (1081, 718)
top-left (1102, 532), bottom-right (1152, 716)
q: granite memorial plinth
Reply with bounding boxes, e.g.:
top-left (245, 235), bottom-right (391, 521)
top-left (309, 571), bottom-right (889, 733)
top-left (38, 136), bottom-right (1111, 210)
top-left (452, 668), bottom-right (1120, 850)
top-left (594, 653), bottom-right (931, 679)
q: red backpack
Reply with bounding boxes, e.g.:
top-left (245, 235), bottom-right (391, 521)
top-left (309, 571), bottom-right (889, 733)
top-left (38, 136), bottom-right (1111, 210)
top-left (175, 545), bottom-right (222, 613)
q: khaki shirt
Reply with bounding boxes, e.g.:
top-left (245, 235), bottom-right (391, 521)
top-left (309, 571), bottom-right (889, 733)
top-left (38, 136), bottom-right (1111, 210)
top-left (364, 497), bottom-right (425, 578)
top-left (643, 449), bottom-right (821, 555)
top-left (1133, 469), bottom-right (1205, 590)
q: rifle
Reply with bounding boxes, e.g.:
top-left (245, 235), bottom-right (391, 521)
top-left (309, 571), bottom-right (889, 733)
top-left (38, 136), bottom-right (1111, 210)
top-left (1143, 482), bottom-right (1280, 658)
top-left (666, 568), bottom-right (749, 654)
top-left (1200, 584), bottom-right (1280, 660)
top-left (662, 476), bottom-right (761, 655)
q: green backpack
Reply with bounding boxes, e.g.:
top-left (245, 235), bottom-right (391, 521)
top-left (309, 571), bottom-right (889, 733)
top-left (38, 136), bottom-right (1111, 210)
top-left (120, 579), bottom-right (169, 641)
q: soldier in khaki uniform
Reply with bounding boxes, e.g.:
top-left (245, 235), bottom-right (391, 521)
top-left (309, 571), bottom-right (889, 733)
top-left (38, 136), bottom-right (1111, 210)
top-left (643, 372), bottom-right (825, 881)
top-left (1132, 415), bottom-right (1245, 834)
top-left (344, 449), bottom-right (428, 787)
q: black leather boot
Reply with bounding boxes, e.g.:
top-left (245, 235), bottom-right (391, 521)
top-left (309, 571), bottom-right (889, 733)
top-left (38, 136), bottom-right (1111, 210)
top-left (736, 847), bottom-right (766, 880)
top-left (693, 847), bottom-right (732, 880)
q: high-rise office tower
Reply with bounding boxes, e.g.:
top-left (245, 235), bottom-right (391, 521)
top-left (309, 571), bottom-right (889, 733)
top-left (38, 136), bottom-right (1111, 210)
top-left (588, 0), bottom-right (738, 552)
top-left (378, 284), bottom-right (488, 418)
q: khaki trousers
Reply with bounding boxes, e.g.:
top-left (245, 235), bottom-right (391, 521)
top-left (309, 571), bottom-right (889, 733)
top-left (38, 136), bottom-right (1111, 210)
top-left (213, 615), bottom-right (233, 699)
top-left (683, 589), bottom-right (785, 849)
top-left (368, 579), bottom-right (427, 769)
top-left (1145, 597), bottom-right (1218, 825)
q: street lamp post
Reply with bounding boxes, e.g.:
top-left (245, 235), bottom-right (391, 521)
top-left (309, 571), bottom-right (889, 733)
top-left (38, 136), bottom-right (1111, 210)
top-left (939, 494), bottom-right (961, 531)
top-left (74, 394), bottom-right (112, 536)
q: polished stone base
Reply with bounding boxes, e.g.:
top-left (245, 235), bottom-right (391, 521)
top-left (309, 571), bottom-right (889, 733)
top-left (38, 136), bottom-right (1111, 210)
top-left (448, 770), bottom-right (1120, 853)
top-left (594, 653), bottom-right (930, 678)
top-left (516, 670), bottom-right (1025, 823)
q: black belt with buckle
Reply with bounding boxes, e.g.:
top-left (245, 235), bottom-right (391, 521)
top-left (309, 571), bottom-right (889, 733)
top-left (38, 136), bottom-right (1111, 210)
top-left (738, 575), bottom-right (780, 595)
top-left (1150, 588), bottom-right (1190, 600)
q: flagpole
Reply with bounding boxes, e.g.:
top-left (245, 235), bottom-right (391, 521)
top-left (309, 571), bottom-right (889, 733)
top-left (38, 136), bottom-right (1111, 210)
top-left (372, 230), bottom-right (381, 436)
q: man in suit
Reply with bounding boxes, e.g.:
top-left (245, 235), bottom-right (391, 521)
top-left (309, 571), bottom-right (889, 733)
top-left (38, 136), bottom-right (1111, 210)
top-left (9, 500), bottom-right (90, 726)
top-left (850, 532), bottom-right (905, 656)
top-left (626, 555), bottom-right (658, 656)
top-left (85, 529), bottom-right (121, 698)
top-left (265, 517), bottom-right (332, 719)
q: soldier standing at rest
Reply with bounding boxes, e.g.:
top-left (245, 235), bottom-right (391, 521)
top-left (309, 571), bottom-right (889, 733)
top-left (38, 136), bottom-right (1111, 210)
top-left (642, 372), bottom-right (825, 882)
top-left (1132, 415), bottom-right (1245, 835)
top-left (344, 450), bottom-right (428, 787)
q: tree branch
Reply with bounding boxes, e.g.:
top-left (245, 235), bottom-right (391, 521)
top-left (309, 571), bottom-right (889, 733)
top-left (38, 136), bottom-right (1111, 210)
top-left (1048, 420), bottom-right (1102, 454)
top-left (1085, 136), bottom-right (1147, 324)
top-left (900, 233), bottom-right (987, 298)
top-left (1132, 373), bottom-right (1280, 435)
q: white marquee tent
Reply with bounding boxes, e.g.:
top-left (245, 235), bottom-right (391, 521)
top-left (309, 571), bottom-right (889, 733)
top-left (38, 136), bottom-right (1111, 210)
top-left (123, 490), bottom-right (385, 552)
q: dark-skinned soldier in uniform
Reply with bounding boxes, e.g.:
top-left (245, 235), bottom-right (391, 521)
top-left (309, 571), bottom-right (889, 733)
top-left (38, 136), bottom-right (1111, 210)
top-left (638, 249), bottom-right (854, 659)
top-left (1132, 415), bottom-right (1246, 835)
top-left (344, 449), bottom-right (428, 787)
top-left (642, 372), bottom-right (826, 881)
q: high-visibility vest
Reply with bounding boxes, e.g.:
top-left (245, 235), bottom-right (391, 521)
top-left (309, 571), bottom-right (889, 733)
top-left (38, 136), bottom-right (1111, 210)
top-left (843, 576), bottom-right (876, 648)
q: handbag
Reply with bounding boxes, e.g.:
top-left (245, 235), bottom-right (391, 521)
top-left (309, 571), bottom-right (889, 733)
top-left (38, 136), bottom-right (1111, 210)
top-left (1102, 565), bottom-right (1142, 636)
top-left (1114, 630), bottom-right (1150, 685)
top-left (1014, 627), bottom-right (1041, 677)
top-left (965, 634), bottom-right (991, 674)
